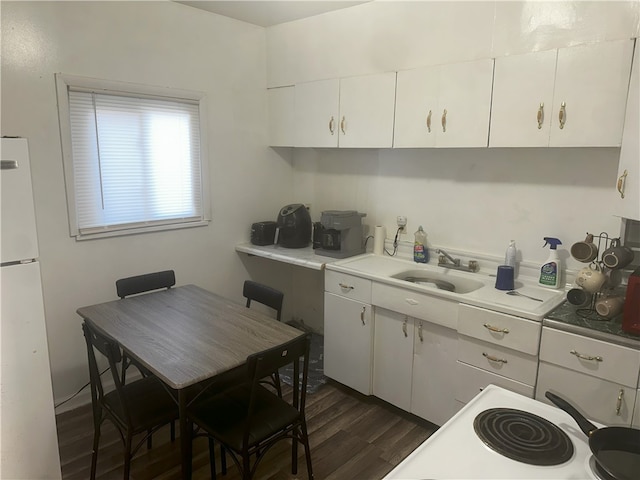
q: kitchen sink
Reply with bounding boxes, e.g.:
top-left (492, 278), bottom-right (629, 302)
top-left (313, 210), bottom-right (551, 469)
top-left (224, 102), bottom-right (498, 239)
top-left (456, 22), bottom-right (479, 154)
top-left (391, 269), bottom-right (485, 294)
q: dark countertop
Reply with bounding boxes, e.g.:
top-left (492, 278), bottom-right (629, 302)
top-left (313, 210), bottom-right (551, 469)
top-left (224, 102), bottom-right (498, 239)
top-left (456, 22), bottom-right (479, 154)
top-left (544, 300), bottom-right (640, 350)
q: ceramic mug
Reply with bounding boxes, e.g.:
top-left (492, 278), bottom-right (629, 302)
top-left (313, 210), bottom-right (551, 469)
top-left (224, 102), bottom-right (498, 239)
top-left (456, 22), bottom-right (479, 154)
top-left (575, 264), bottom-right (607, 293)
top-left (602, 239), bottom-right (634, 270)
top-left (566, 288), bottom-right (592, 307)
top-left (595, 294), bottom-right (625, 319)
top-left (571, 234), bottom-right (599, 263)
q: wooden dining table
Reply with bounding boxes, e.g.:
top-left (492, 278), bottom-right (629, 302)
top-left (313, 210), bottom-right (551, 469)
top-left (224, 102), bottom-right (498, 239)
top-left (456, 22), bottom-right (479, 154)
top-left (76, 284), bottom-right (304, 480)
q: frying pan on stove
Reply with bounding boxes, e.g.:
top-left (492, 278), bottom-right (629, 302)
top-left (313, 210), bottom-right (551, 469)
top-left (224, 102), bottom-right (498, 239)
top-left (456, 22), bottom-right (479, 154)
top-left (546, 391), bottom-right (640, 480)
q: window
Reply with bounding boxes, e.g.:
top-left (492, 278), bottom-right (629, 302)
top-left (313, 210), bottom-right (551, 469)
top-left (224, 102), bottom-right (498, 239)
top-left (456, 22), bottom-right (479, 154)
top-left (56, 74), bottom-right (209, 239)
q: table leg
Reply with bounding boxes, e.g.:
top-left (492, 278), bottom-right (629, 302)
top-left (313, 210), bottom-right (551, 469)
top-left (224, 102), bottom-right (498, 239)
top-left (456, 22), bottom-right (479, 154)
top-left (179, 389), bottom-right (192, 480)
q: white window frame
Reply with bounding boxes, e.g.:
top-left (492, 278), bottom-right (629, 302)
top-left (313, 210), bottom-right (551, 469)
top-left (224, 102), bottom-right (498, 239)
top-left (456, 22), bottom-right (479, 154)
top-left (55, 73), bottom-right (210, 240)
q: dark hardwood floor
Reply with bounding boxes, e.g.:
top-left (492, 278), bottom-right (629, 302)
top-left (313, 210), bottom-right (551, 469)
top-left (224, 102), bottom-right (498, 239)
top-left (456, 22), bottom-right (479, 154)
top-left (56, 381), bottom-right (437, 479)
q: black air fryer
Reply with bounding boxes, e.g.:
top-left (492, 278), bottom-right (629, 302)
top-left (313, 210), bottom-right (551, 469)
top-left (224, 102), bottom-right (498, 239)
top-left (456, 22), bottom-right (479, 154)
top-left (276, 204), bottom-right (311, 248)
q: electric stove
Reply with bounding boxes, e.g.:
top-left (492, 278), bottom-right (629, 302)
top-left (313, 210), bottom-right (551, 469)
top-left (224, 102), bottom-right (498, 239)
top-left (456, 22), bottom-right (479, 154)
top-left (385, 385), bottom-right (603, 479)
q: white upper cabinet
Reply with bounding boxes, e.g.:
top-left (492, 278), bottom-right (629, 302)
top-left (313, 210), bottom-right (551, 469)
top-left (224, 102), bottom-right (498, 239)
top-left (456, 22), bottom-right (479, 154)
top-left (490, 39), bottom-right (634, 147)
top-left (490, 50), bottom-right (557, 147)
top-left (614, 38), bottom-right (639, 221)
top-left (294, 72), bottom-right (396, 148)
top-left (267, 86), bottom-right (295, 147)
top-left (394, 59), bottom-right (494, 148)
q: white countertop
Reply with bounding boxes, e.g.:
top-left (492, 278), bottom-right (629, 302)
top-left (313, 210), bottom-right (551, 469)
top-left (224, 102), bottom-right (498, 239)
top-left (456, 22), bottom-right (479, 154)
top-left (327, 254), bottom-right (566, 321)
top-left (235, 243), bottom-right (342, 270)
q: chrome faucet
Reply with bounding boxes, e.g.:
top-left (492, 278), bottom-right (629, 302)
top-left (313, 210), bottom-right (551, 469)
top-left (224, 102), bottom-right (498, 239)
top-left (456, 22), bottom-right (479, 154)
top-left (436, 248), bottom-right (479, 273)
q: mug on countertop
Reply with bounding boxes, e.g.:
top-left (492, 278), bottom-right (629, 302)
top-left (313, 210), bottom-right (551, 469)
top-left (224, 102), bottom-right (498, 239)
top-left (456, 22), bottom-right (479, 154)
top-left (566, 288), bottom-right (592, 307)
top-left (595, 294), bottom-right (625, 319)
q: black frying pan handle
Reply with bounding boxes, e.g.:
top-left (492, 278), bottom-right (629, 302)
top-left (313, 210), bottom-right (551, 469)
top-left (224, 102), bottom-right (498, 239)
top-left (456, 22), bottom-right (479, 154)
top-left (545, 391), bottom-right (599, 437)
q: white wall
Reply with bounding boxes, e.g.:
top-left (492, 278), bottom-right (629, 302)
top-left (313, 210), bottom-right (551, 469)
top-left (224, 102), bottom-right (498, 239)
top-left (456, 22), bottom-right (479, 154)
top-left (267, 1), bottom-right (640, 269)
top-left (1, 1), bottom-right (294, 410)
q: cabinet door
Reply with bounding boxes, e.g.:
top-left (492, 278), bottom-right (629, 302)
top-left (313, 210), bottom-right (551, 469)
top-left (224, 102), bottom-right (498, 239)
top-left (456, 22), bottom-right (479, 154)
top-left (411, 320), bottom-right (459, 426)
top-left (536, 362), bottom-right (636, 426)
top-left (294, 78), bottom-right (339, 147)
top-left (634, 389), bottom-right (640, 429)
top-left (324, 293), bottom-right (373, 395)
top-left (268, 86), bottom-right (295, 147)
top-left (550, 39), bottom-right (634, 147)
top-left (437, 59), bottom-right (494, 147)
top-left (490, 50), bottom-right (557, 147)
top-left (339, 72), bottom-right (397, 148)
top-left (394, 65), bottom-right (439, 148)
top-left (614, 39), bottom-right (639, 220)
top-left (373, 308), bottom-right (413, 411)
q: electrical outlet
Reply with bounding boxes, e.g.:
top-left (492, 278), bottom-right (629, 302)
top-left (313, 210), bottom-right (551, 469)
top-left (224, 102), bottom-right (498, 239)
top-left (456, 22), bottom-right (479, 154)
top-left (396, 216), bottom-right (407, 230)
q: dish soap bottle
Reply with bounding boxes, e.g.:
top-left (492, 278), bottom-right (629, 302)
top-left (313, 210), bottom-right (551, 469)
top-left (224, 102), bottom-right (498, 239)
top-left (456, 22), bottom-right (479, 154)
top-left (414, 226), bottom-right (428, 263)
top-left (505, 240), bottom-right (517, 268)
top-left (539, 237), bottom-right (562, 288)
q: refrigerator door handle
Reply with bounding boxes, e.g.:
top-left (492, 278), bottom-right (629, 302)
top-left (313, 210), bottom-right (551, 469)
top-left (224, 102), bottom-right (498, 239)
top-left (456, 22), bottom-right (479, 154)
top-left (1, 160), bottom-right (19, 169)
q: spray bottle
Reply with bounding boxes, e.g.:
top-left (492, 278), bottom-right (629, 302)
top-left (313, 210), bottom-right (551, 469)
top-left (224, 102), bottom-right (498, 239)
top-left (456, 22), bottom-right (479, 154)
top-left (539, 237), bottom-right (562, 288)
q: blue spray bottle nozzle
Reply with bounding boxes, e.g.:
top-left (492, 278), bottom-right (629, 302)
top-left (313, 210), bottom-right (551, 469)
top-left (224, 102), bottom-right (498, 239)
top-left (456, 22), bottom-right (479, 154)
top-left (543, 237), bottom-right (562, 250)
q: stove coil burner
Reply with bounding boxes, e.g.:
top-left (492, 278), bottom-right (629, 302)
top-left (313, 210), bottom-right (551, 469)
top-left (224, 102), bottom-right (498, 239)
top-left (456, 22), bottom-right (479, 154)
top-left (474, 408), bottom-right (574, 466)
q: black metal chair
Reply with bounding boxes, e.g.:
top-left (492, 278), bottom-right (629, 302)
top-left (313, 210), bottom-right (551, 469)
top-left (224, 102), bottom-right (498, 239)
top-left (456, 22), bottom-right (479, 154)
top-left (115, 270), bottom-right (177, 446)
top-left (82, 322), bottom-right (179, 480)
top-left (243, 280), bottom-right (285, 396)
top-left (115, 270), bottom-right (175, 384)
top-left (189, 333), bottom-right (314, 480)
top-left (243, 280), bottom-right (284, 322)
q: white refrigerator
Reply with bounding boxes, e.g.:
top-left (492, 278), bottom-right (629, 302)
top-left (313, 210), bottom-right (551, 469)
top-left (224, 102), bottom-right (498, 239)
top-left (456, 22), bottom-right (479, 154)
top-left (1, 138), bottom-right (62, 478)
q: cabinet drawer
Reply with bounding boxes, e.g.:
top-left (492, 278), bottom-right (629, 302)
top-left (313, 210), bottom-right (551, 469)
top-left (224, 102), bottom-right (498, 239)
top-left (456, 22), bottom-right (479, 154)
top-left (325, 271), bottom-right (372, 303)
top-left (458, 335), bottom-right (538, 385)
top-left (536, 361), bottom-right (636, 426)
top-left (372, 282), bottom-right (458, 329)
top-left (539, 327), bottom-right (640, 387)
top-left (458, 304), bottom-right (541, 355)
top-left (455, 362), bottom-right (534, 404)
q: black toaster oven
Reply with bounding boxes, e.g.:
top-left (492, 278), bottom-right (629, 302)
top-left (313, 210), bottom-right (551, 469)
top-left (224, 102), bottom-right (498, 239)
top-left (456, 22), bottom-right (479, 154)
top-left (250, 221), bottom-right (277, 246)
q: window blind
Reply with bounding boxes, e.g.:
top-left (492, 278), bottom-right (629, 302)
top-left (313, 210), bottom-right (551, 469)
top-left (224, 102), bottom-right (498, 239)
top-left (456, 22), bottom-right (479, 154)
top-left (68, 89), bottom-right (203, 235)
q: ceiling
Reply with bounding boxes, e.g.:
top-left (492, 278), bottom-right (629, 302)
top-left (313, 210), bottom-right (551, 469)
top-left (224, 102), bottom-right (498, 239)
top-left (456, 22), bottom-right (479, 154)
top-left (175, 1), bottom-right (370, 27)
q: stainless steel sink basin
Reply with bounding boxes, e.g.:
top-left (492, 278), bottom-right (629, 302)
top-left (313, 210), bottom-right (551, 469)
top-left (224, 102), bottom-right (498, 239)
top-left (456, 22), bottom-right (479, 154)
top-left (391, 269), bottom-right (485, 294)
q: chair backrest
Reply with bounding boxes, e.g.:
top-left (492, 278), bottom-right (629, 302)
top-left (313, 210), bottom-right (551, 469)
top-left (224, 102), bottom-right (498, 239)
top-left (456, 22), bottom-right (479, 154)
top-left (244, 333), bottom-right (311, 444)
top-left (82, 322), bottom-right (131, 425)
top-left (116, 270), bottom-right (176, 299)
top-left (242, 280), bottom-right (284, 321)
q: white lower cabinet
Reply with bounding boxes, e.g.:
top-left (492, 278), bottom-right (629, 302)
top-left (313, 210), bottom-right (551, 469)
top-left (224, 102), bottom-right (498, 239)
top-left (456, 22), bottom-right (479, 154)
top-left (412, 319), bottom-right (460, 426)
top-left (373, 308), bottom-right (414, 411)
top-left (324, 292), bottom-right (374, 395)
top-left (373, 305), bottom-right (460, 425)
top-left (456, 304), bottom-right (541, 405)
top-left (634, 389), bottom-right (640, 428)
top-left (536, 327), bottom-right (640, 426)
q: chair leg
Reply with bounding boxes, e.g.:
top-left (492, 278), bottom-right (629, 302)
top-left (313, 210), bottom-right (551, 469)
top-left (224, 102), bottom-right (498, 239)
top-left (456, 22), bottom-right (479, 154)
top-left (274, 372), bottom-right (282, 398)
top-left (123, 433), bottom-right (133, 480)
top-left (208, 438), bottom-right (217, 480)
top-left (147, 429), bottom-right (152, 449)
top-left (301, 422), bottom-right (314, 480)
top-left (242, 452), bottom-right (251, 480)
top-left (221, 445), bottom-right (227, 474)
top-left (170, 420), bottom-right (176, 442)
top-left (292, 430), bottom-right (299, 475)
top-left (90, 426), bottom-right (101, 480)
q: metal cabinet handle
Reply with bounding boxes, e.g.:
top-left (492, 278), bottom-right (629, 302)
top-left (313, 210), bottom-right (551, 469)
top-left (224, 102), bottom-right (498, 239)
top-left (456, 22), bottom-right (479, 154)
top-left (483, 323), bottom-right (509, 334)
top-left (441, 109), bottom-right (447, 133)
top-left (418, 321), bottom-right (423, 342)
top-left (426, 110), bottom-right (432, 133)
top-left (329, 116), bottom-right (335, 135)
top-left (402, 318), bottom-right (408, 338)
top-left (1, 160), bottom-right (18, 170)
top-left (537, 103), bottom-right (544, 129)
top-left (570, 349), bottom-right (603, 362)
top-left (617, 169), bottom-right (628, 199)
top-left (360, 306), bottom-right (366, 326)
top-left (340, 116), bottom-right (346, 134)
top-left (616, 389), bottom-right (624, 415)
top-left (559, 102), bottom-right (566, 129)
top-left (338, 283), bottom-right (354, 290)
top-left (483, 352), bottom-right (508, 364)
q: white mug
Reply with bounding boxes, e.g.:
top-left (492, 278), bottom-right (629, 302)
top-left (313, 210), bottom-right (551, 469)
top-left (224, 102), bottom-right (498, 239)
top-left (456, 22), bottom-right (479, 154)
top-left (595, 295), bottom-right (625, 319)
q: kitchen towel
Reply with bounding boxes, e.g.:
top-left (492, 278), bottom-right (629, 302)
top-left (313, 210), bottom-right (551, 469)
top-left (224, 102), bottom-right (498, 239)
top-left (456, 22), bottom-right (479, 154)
top-left (373, 225), bottom-right (386, 255)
